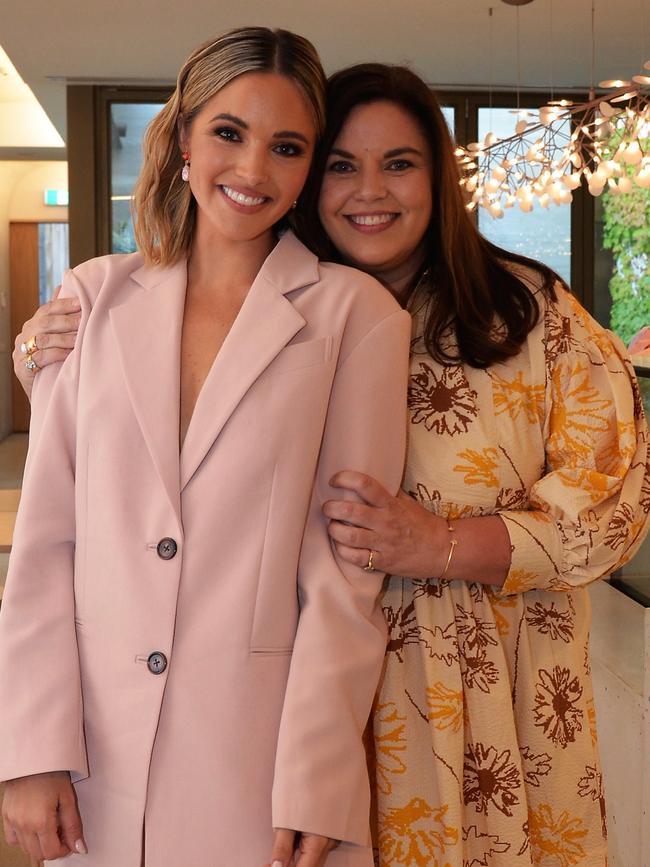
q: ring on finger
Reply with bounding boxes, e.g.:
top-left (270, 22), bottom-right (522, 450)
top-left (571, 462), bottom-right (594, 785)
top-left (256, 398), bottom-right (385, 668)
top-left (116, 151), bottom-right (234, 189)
top-left (20, 335), bottom-right (38, 355)
top-left (363, 549), bottom-right (376, 572)
top-left (24, 352), bottom-right (39, 373)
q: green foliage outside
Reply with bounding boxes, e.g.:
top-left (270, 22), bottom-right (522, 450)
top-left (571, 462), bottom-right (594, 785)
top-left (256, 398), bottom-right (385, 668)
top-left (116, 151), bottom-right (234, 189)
top-left (600, 135), bottom-right (650, 345)
top-left (112, 219), bottom-right (137, 254)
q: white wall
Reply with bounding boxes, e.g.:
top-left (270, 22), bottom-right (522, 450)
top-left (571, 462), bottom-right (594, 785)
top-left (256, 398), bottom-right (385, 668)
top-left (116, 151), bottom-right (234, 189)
top-left (0, 160), bottom-right (68, 438)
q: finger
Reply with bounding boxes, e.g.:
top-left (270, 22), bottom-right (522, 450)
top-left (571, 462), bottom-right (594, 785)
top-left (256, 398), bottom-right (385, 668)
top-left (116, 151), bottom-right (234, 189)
top-left (36, 821), bottom-right (71, 861)
top-left (270, 827), bottom-right (296, 866)
top-left (327, 520), bottom-right (376, 551)
top-left (332, 541), bottom-right (379, 570)
top-left (14, 829), bottom-right (45, 862)
top-left (51, 284), bottom-right (63, 301)
top-left (322, 498), bottom-right (381, 530)
top-left (32, 330), bottom-right (78, 352)
top-left (58, 789), bottom-right (86, 854)
top-left (14, 310), bottom-right (81, 349)
top-left (44, 294), bottom-right (80, 315)
top-left (294, 834), bottom-right (335, 867)
top-left (2, 815), bottom-right (18, 845)
top-left (328, 471), bottom-right (392, 507)
top-left (26, 347), bottom-right (75, 370)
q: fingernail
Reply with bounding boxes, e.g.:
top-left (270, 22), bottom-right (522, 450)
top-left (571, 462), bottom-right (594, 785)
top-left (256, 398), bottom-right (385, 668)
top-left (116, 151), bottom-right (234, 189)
top-left (75, 839), bottom-right (88, 854)
top-left (272, 861), bottom-right (284, 867)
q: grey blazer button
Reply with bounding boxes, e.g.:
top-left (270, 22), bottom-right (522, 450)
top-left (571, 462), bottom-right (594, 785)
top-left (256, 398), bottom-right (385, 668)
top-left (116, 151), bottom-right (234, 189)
top-left (157, 538), bottom-right (177, 560)
top-left (147, 652), bottom-right (167, 674)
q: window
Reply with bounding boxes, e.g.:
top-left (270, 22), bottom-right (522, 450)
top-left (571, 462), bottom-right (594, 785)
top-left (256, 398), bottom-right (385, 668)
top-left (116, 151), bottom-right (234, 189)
top-left (477, 107), bottom-right (571, 284)
top-left (110, 103), bottom-right (165, 253)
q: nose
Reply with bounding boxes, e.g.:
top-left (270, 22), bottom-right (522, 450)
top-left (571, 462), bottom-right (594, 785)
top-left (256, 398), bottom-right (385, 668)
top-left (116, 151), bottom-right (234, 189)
top-left (354, 165), bottom-right (387, 202)
top-left (234, 143), bottom-right (269, 186)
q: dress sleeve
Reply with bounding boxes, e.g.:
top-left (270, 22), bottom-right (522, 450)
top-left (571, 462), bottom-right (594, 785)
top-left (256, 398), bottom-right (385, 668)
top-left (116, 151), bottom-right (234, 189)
top-left (271, 308), bottom-right (411, 846)
top-left (497, 287), bottom-right (650, 596)
top-left (0, 270), bottom-right (90, 782)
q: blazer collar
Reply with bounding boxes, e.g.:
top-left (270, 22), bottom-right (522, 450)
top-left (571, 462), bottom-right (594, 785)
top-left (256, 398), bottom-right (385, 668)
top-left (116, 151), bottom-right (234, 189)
top-left (109, 232), bottom-right (320, 519)
top-left (129, 230), bottom-right (320, 296)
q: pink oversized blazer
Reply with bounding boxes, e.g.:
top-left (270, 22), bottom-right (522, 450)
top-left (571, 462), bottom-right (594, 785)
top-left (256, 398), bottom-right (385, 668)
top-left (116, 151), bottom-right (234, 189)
top-left (0, 231), bottom-right (411, 866)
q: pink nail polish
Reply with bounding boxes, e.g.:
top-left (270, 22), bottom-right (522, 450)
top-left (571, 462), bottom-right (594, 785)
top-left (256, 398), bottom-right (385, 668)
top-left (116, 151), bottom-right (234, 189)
top-left (75, 839), bottom-right (88, 854)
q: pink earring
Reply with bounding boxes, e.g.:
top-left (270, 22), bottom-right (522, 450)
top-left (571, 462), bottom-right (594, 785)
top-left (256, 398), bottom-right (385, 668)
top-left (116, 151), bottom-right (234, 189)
top-left (181, 151), bottom-right (190, 182)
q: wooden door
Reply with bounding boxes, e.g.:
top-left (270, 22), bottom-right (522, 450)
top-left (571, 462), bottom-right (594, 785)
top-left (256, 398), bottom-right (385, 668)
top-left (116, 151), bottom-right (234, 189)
top-left (9, 223), bottom-right (40, 432)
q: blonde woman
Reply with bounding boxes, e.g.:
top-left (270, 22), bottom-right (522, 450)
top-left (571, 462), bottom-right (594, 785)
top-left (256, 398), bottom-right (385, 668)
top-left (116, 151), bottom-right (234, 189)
top-left (0, 29), bottom-right (410, 867)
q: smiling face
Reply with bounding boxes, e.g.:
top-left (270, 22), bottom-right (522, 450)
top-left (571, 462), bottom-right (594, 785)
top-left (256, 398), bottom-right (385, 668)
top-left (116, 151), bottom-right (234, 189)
top-left (318, 100), bottom-right (434, 288)
top-left (181, 71), bottom-right (317, 245)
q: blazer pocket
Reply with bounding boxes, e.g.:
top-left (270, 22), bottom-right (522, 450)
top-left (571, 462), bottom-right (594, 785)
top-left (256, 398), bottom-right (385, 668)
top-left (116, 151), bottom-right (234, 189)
top-left (268, 336), bottom-right (333, 376)
top-left (249, 463), bottom-right (299, 654)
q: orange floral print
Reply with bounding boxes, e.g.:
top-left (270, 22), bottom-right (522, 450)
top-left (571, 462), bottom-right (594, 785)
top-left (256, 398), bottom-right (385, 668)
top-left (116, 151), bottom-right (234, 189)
top-left (453, 448), bottom-right (500, 488)
top-left (426, 682), bottom-right (465, 733)
top-left (548, 362), bottom-right (613, 469)
top-left (374, 702), bottom-right (407, 796)
top-left (491, 369), bottom-right (545, 424)
top-left (378, 798), bottom-right (458, 867)
top-left (528, 803), bottom-right (588, 866)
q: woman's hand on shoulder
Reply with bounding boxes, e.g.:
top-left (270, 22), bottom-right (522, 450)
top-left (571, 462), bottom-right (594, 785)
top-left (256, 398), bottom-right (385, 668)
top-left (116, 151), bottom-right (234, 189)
top-left (267, 828), bottom-right (338, 866)
top-left (2, 770), bottom-right (86, 862)
top-left (323, 470), bottom-right (448, 578)
top-left (13, 287), bottom-right (81, 400)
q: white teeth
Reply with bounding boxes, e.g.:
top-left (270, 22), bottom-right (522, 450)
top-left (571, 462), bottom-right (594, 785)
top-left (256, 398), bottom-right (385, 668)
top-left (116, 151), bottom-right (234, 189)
top-left (222, 185), bottom-right (266, 206)
top-left (349, 214), bottom-right (395, 226)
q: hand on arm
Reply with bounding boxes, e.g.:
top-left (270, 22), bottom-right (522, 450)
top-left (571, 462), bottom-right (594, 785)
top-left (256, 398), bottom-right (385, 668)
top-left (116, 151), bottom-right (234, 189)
top-left (2, 771), bottom-right (86, 861)
top-left (13, 287), bottom-right (81, 400)
top-left (324, 471), bottom-right (511, 587)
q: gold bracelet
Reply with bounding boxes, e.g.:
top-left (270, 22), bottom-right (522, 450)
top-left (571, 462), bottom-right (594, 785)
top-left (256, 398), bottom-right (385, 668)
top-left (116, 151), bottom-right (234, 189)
top-left (438, 519), bottom-right (457, 579)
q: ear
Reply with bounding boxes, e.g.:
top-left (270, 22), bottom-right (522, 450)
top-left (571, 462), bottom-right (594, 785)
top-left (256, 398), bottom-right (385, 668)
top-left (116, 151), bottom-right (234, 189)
top-left (177, 114), bottom-right (189, 154)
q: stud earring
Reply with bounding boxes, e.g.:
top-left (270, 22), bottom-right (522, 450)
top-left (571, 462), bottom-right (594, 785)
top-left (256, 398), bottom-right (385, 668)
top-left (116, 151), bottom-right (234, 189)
top-left (291, 200), bottom-right (297, 209)
top-left (181, 152), bottom-right (190, 182)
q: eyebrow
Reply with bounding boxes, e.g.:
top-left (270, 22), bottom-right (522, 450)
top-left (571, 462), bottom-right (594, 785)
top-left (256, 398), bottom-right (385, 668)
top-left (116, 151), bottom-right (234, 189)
top-left (209, 114), bottom-right (309, 144)
top-left (329, 146), bottom-right (425, 159)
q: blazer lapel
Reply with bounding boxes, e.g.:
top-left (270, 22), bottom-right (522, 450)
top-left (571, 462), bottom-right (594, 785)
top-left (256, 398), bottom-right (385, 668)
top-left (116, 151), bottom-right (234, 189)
top-left (179, 232), bottom-right (318, 491)
top-left (109, 260), bottom-right (187, 524)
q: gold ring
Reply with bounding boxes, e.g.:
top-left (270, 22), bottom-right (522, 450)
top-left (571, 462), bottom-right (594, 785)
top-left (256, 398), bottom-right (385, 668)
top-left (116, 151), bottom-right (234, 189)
top-left (25, 353), bottom-right (39, 372)
top-left (364, 550), bottom-right (375, 572)
top-left (21, 335), bottom-right (37, 355)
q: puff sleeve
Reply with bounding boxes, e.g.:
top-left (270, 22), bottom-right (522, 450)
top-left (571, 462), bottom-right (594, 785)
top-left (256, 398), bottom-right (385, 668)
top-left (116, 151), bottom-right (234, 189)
top-left (498, 287), bottom-right (650, 596)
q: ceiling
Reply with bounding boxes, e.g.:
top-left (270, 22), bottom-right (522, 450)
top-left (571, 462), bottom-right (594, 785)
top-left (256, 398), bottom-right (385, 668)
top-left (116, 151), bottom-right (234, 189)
top-left (2, 0), bottom-right (649, 148)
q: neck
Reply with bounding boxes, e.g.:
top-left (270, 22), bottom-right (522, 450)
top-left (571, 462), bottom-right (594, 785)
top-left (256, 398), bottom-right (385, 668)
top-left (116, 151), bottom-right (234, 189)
top-left (360, 242), bottom-right (428, 303)
top-left (188, 217), bottom-right (276, 295)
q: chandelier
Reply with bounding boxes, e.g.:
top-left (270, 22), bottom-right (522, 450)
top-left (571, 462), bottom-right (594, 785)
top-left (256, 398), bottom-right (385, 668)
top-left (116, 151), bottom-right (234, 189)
top-left (457, 0), bottom-right (650, 217)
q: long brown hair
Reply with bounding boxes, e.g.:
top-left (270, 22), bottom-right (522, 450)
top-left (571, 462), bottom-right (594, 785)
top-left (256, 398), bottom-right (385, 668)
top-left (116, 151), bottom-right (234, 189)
top-left (133, 27), bottom-right (326, 266)
top-left (294, 64), bottom-right (559, 368)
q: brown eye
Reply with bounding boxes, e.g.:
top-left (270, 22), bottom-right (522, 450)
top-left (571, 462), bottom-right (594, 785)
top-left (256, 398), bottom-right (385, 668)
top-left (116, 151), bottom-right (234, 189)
top-left (327, 160), bottom-right (354, 173)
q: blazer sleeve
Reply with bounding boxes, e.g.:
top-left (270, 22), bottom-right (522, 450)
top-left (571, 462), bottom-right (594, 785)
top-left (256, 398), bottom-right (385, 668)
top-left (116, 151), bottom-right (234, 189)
top-left (271, 307), bottom-right (411, 846)
top-left (0, 269), bottom-right (90, 783)
top-left (497, 288), bottom-right (650, 596)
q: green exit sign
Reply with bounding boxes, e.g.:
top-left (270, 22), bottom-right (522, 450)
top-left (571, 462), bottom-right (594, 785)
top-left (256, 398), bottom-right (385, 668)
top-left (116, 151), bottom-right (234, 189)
top-left (43, 189), bottom-right (69, 206)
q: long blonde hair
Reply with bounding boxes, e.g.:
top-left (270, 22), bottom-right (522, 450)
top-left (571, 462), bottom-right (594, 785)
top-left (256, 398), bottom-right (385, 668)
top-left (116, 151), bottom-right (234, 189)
top-left (133, 27), bottom-right (326, 265)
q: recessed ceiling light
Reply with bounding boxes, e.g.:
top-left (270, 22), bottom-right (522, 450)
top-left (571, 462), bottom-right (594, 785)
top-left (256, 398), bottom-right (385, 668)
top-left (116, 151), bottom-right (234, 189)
top-left (501, 0), bottom-right (535, 5)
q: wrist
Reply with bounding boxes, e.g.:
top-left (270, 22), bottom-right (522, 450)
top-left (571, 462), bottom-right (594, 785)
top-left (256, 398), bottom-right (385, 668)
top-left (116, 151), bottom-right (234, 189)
top-left (429, 515), bottom-right (453, 577)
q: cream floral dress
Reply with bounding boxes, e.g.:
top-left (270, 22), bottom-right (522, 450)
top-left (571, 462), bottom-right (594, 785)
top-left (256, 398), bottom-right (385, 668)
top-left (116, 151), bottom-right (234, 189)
top-left (373, 274), bottom-right (650, 867)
